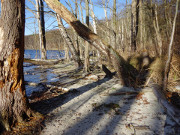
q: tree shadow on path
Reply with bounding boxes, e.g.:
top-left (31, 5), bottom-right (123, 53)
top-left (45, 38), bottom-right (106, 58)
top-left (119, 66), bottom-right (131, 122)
top-left (62, 87), bottom-right (138, 135)
top-left (30, 77), bottom-right (112, 115)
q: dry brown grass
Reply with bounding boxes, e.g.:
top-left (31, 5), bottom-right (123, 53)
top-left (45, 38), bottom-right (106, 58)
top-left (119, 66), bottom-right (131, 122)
top-left (168, 54), bottom-right (180, 93)
top-left (146, 57), bottom-right (165, 86)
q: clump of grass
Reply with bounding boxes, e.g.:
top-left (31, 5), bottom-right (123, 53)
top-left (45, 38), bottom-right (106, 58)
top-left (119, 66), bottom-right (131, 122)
top-left (146, 57), bottom-right (165, 86)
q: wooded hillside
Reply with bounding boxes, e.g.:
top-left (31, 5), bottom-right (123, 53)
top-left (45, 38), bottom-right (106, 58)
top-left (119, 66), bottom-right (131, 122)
top-left (25, 29), bottom-right (64, 50)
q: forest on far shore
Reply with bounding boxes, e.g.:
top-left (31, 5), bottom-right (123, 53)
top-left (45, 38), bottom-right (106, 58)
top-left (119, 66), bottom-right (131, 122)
top-left (25, 29), bottom-right (64, 50)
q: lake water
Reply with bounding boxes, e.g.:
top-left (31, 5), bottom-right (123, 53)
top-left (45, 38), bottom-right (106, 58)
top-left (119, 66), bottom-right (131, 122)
top-left (24, 50), bottom-right (65, 59)
top-left (24, 50), bottom-right (64, 96)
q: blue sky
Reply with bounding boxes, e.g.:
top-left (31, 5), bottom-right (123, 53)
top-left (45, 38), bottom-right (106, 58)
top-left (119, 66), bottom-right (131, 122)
top-left (25, 0), bottom-right (127, 35)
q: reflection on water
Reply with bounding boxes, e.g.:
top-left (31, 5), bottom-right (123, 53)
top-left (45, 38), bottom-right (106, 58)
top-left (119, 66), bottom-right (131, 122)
top-left (24, 50), bottom-right (64, 96)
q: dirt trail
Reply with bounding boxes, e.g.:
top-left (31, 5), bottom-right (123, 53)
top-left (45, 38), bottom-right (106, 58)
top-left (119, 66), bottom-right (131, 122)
top-left (37, 75), bottom-right (179, 135)
top-left (26, 62), bottom-right (179, 135)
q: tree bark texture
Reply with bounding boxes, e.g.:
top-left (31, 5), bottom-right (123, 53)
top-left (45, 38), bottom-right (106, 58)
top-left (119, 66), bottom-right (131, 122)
top-left (44, 0), bottom-right (138, 86)
top-left (0, 0), bottom-right (30, 131)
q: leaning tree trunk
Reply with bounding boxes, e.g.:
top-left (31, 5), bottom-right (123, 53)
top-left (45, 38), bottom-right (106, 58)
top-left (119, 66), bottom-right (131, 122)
top-left (44, 0), bottom-right (138, 86)
top-left (0, 0), bottom-right (31, 131)
top-left (56, 15), bottom-right (83, 68)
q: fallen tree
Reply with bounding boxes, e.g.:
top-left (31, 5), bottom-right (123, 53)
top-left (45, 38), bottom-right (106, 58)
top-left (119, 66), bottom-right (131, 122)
top-left (24, 58), bottom-right (62, 65)
top-left (44, 0), bottom-right (138, 86)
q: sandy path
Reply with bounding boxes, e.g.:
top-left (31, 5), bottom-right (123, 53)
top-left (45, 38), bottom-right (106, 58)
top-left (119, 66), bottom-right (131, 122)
top-left (39, 76), bottom-right (179, 135)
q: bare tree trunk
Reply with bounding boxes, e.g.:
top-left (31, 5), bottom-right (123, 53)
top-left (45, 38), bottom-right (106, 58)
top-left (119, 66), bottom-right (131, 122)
top-left (35, 0), bottom-right (46, 60)
top-left (65, 45), bottom-right (70, 61)
top-left (74, 0), bottom-right (80, 56)
top-left (163, 0), bottom-right (179, 91)
top-left (79, 0), bottom-right (84, 24)
top-left (152, 1), bottom-right (163, 56)
top-left (56, 15), bottom-right (83, 68)
top-left (90, 0), bottom-right (97, 34)
top-left (112, 0), bottom-right (117, 49)
top-left (84, 0), bottom-right (90, 72)
top-left (44, 0), bottom-right (138, 86)
top-left (79, 0), bottom-right (85, 59)
top-left (139, 0), bottom-right (144, 50)
top-left (0, 0), bottom-right (32, 131)
top-left (102, 0), bottom-right (110, 44)
top-left (164, 0), bottom-right (172, 38)
top-left (131, 0), bottom-right (139, 52)
top-left (121, 21), bottom-right (125, 52)
top-left (90, 0), bottom-right (100, 60)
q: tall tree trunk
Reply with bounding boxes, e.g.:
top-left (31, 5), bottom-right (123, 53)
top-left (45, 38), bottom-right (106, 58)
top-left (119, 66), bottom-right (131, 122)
top-left (79, 0), bottom-right (85, 59)
top-left (74, 0), bottom-right (80, 56)
top-left (84, 0), bottom-right (90, 72)
top-left (44, 0), bottom-right (138, 86)
top-left (56, 15), bottom-right (83, 68)
top-left (36, 0), bottom-right (46, 60)
top-left (131, 0), bottom-right (139, 52)
top-left (112, 0), bottom-right (117, 49)
top-left (90, 0), bottom-right (100, 60)
top-left (152, 1), bottom-right (163, 56)
top-left (121, 21), bottom-right (125, 52)
top-left (164, 0), bottom-right (172, 38)
top-left (139, 0), bottom-right (144, 50)
top-left (163, 0), bottom-right (179, 91)
top-left (102, 0), bottom-right (110, 45)
top-left (0, 0), bottom-right (31, 131)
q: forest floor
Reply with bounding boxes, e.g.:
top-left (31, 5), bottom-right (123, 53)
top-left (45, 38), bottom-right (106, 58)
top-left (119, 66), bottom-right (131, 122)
top-left (27, 61), bottom-right (180, 135)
